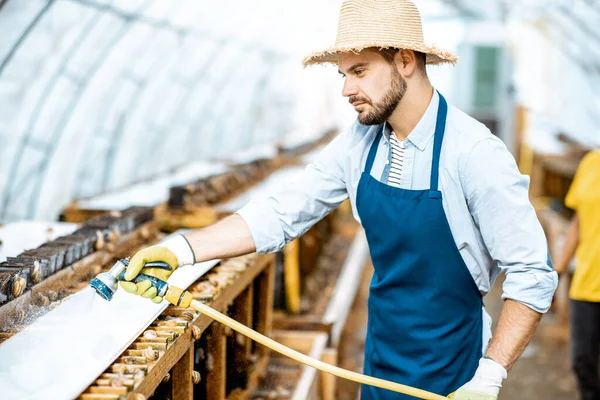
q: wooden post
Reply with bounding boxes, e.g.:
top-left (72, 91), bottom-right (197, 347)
top-left (232, 284), bottom-right (254, 360)
top-left (206, 323), bottom-right (226, 400)
top-left (172, 347), bottom-right (194, 400)
top-left (514, 105), bottom-right (528, 171)
top-left (320, 348), bottom-right (338, 400)
top-left (256, 260), bottom-right (275, 342)
top-left (283, 240), bottom-right (301, 314)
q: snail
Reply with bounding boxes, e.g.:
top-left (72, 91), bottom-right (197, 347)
top-left (192, 371), bottom-right (201, 384)
top-left (142, 347), bottom-right (157, 361)
top-left (143, 330), bottom-right (157, 339)
top-left (95, 231), bottom-right (105, 251)
top-left (12, 276), bottom-right (26, 298)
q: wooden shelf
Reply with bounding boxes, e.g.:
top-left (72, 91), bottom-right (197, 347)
top-left (80, 253), bottom-right (276, 400)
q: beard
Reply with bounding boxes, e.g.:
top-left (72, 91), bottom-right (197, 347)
top-left (350, 68), bottom-right (407, 126)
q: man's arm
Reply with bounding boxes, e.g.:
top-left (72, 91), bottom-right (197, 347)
top-left (451, 300), bottom-right (541, 399)
top-left (184, 214), bottom-right (256, 262)
top-left (463, 136), bottom-right (557, 332)
top-left (451, 136), bottom-right (558, 399)
top-left (485, 299), bottom-right (541, 370)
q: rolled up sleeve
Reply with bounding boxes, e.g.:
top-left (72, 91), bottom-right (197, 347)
top-left (463, 137), bottom-right (558, 313)
top-left (236, 129), bottom-right (351, 254)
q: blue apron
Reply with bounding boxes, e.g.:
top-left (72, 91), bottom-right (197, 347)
top-left (357, 93), bottom-right (483, 399)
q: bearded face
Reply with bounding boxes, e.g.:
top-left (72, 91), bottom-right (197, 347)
top-left (339, 50), bottom-right (408, 126)
top-left (350, 67), bottom-right (407, 125)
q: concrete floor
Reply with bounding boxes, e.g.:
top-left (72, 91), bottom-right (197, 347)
top-left (336, 266), bottom-right (579, 399)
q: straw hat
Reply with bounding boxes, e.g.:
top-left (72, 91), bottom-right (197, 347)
top-left (303, 0), bottom-right (458, 67)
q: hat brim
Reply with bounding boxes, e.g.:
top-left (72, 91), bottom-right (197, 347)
top-left (302, 43), bottom-right (458, 67)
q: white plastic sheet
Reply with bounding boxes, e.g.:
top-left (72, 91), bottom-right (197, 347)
top-left (0, 250), bottom-right (219, 399)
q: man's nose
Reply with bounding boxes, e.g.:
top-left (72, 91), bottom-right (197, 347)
top-left (342, 79), bottom-right (358, 97)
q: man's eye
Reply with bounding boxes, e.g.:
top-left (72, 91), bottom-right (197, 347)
top-left (355, 69), bottom-right (365, 76)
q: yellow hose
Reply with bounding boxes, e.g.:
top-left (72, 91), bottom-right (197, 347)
top-left (166, 285), bottom-right (447, 400)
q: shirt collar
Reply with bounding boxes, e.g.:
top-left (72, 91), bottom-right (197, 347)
top-left (383, 89), bottom-right (439, 152)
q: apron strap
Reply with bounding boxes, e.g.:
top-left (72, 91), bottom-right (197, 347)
top-left (430, 92), bottom-right (448, 192)
top-left (364, 92), bottom-right (448, 186)
top-left (364, 127), bottom-right (383, 175)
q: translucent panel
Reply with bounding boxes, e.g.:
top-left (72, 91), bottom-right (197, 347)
top-left (0, 0), bottom-right (345, 222)
top-left (3, 0), bottom-right (595, 223)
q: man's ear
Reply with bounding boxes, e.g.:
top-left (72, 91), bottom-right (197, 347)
top-left (395, 49), bottom-right (418, 77)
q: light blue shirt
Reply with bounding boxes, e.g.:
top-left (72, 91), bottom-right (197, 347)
top-left (237, 91), bottom-right (558, 322)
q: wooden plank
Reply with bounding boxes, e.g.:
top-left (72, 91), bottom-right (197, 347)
top-left (514, 105), bottom-right (528, 173)
top-left (172, 347), bottom-right (194, 400)
top-left (541, 155), bottom-right (580, 179)
top-left (80, 394), bottom-right (121, 400)
top-left (320, 348), bottom-right (338, 400)
top-left (155, 203), bottom-right (219, 231)
top-left (272, 313), bottom-right (333, 333)
top-left (255, 259), bottom-right (275, 351)
top-left (89, 386), bottom-right (128, 395)
top-left (206, 323), bottom-right (226, 400)
top-left (61, 203), bottom-right (106, 223)
top-left (283, 239), bottom-right (301, 314)
top-left (231, 284), bottom-right (254, 364)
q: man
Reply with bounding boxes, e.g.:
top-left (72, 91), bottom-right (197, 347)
top-left (555, 150), bottom-right (600, 400)
top-left (122, 1), bottom-right (558, 399)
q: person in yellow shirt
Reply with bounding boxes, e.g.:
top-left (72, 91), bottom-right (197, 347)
top-left (556, 149), bottom-right (600, 400)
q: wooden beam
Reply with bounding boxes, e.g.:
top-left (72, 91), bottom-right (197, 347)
top-left (283, 239), bottom-right (301, 314)
top-left (231, 284), bottom-right (254, 365)
top-left (61, 202), bottom-right (106, 223)
top-left (272, 313), bottom-right (333, 334)
top-left (172, 347), bottom-right (194, 400)
top-left (255, 260), bottom-right (275, 352)
top-left (206, 323), bottom-right (226, 400)
top-left (320, 348), bottom-right (338, 400)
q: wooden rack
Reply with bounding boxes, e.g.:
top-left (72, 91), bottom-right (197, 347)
top-left (79, 253), bottom-right (275, 400)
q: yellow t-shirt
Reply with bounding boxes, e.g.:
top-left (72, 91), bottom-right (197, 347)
top-left (565, 150), bottom-right (600, 302)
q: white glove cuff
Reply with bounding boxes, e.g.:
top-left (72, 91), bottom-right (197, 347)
top-left (161, 235), bottom-right (196, 267)
top-left (462, 357), bottom-right (507, 397)
top-left (478, 358), bottom-right (508, 381)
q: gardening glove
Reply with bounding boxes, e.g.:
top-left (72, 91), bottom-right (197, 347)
top-left (448, 358), bottom-right (507, 400)
top-left (120, 234), bottom-right (196, 303)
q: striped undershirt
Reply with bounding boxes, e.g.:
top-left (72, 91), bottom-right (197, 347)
top-left (388, 132), bottom-right (405, 188)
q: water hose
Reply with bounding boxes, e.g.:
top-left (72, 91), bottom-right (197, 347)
top-left (90, 260), bottom-right (447, 399)
top-left (165, 285), bottom-right (447, 400)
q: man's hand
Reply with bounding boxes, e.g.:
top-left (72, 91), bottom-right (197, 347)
top-left (120, 235), bottom-right (196, 303)
top-left (448, 358), bottom-right (507, 399)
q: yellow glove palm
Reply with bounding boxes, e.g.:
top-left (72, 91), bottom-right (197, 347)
top-left (120, 246), bottom-right (179, 303)
top-left (448, 388), bottom-right (497, 400)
